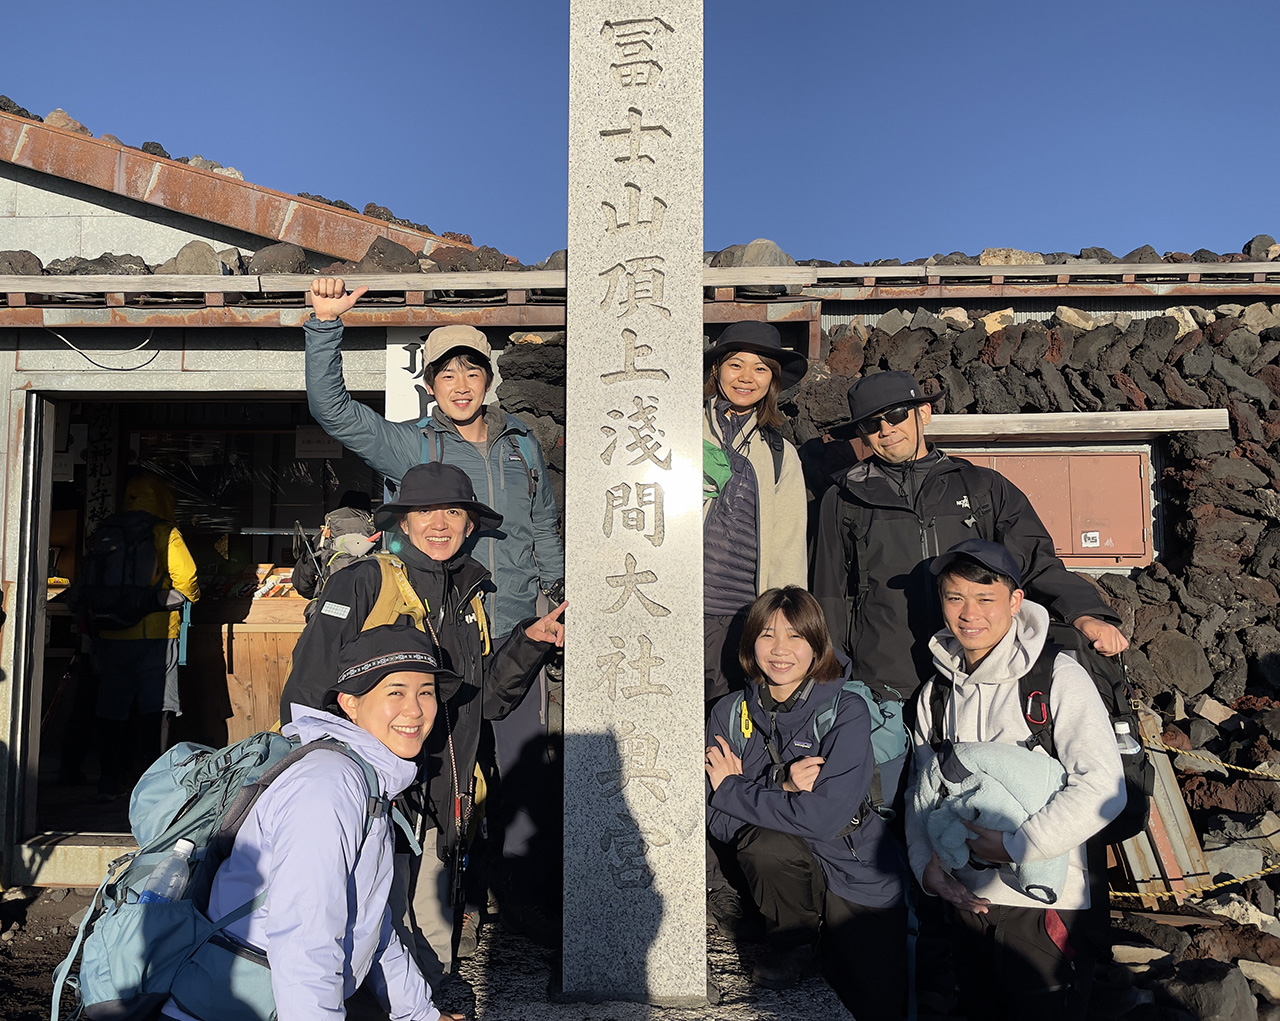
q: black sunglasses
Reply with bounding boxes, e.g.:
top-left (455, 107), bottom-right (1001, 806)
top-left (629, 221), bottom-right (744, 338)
top-left (856, 405), bottom-right (916, 435)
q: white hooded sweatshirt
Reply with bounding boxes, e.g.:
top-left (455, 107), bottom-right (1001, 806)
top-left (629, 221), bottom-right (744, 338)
top-left (906, 599), bottom-right (1126, 910)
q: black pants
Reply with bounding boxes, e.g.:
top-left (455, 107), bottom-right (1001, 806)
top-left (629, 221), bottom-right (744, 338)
top-left (949, 901), bottom-right (1094, 1021)
top-left (735, 825), bottom-right (907, 1021)
top-left (704, 611), bottom-right (748, 702)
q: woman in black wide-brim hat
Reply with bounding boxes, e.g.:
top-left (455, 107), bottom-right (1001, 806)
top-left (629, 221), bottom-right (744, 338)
top-left (701, 321), bottom-right (810, 703)
top-left (278, 461), bottom-right (566, 996)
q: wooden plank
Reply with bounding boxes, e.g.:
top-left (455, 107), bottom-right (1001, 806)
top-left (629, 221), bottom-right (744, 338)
top-left (223, 627), bottom-right (252, 744)
top-left (811, 261), bottom-right (1278, 281)
top-left (0, 275), bottom-right (258, 293)
top-left (262, 271), bottom-right (563, 291)
top-left (0, 261), bottom-right (1273, 298)
top-left (1141, 711), bottom-right (1210, 885)
top-left (252, 632), bottom-right (280, 732)
top-left (703, 266), bottom-right (817, 286)
top-left (929, 409), bottom-right (1230, 441)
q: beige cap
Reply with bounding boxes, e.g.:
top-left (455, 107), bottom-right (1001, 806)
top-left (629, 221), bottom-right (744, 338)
top-left (422, 325), bottom-right (492, 365)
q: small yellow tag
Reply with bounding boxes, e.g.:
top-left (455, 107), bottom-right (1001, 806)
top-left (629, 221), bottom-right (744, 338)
top-left (740, 699), bottom-right (753, 740)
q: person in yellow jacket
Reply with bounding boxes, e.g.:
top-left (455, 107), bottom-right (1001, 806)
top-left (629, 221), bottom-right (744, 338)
top-left (93, 474), bottom-right (200, 799)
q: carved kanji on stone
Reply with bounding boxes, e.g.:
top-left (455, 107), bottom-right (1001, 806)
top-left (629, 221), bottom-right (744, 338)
top-left (600, 17), bottom-right (672, 87)
top-left (602, 552), bottom-right (671, 617)
top-left (599, 396), bottom-right (671, 470)
top-left (601, 328), bottom-right (670, 385)
top-left (590, 632), bottom-right (670, 701)
top-left (599, 107), bottom-right (671, 165)
top-left (602, 182), bottom-right (667, 238)
top-left (596, 719), bottom-right (671, 802)
top-left (599, 256), bottom-right (670, 319)
top-left (603, 481), bottom-right (665, 547)
top-left (599, 812), bottom-right (671, 889)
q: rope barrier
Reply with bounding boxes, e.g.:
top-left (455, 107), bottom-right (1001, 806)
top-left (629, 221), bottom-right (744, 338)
top-left (1147, 740), bottom-right (1280, 780)
top-left (1105, 739), bottom-right (1280, 899)
top-left (1110, 859), bottom-right (1280, 900)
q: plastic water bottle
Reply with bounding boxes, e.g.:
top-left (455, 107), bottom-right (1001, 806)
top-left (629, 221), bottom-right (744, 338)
top-left (137, 838), bottom-right (195, 904)
top-left (1114, 722), bottom-right (1142, 757)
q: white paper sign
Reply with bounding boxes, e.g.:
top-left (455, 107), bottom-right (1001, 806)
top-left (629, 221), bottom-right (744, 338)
top-left (295, 427), bottom-right (344, 459)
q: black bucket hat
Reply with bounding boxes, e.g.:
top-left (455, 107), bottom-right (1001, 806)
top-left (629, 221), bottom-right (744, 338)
top-left (374, 462), bottom-right (503, 534)
top-left (323, 622), bottom-right (457, 710)
top-left (846, 370), bottom-right (937, 426)
top-left (930, 537), bottom-right (1023, 588)
top-left (703, 321), bottom-right (810, 391)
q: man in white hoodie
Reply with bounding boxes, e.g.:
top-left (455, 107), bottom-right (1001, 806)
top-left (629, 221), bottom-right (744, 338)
top-left (905, 538), bottom-right (1125, 1021)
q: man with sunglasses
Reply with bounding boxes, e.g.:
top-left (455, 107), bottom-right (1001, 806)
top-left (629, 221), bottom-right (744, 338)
top-left (811, 370), bottom-right (1126, 712)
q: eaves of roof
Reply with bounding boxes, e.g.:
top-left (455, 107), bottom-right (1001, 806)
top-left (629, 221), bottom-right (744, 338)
top-left (0, 110), bottom-right (473, 262)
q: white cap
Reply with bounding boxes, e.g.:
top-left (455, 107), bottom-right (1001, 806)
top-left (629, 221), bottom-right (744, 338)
top-left (174, 838), bottom-right (196, 857)
top-left (1114, 722), bottom-right (1131, 734)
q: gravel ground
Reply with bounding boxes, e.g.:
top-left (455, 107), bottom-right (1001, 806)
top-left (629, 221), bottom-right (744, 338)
top-left (1, 887), bottom-right (852, 1021)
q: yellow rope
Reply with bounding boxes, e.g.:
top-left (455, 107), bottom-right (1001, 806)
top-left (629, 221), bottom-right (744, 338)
top-left (1149, 739), bottom-right (1280, 779)
top-left (1110, 859), bottom-right (1280, 900)
top-left (1105, 740), bottom-right (1280, 898)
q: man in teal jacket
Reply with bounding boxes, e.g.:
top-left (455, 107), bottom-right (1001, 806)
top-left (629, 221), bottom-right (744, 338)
top-left (304, 277), bottom-right (566, 948)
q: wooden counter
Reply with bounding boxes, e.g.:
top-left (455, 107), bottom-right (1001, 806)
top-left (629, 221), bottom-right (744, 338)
top-left (181, 596), bottom-right (309, 746)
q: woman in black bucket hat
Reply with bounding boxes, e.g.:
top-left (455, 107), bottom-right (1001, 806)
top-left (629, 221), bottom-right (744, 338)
top-left (279, 461), bottom-right (566, 996)
top-left (701, 321), bottom-right (810, 702)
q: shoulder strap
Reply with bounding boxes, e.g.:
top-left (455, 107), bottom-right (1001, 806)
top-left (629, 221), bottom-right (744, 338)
top-left (812, 681), bottom-right (856, 744)
top-left (470, 591), bottom-right (492, 656)
top-left (362, 554), bottom-right (428, 632)
top-left (508, 433), bottom-right (539, 500)
top-left (952, 460), bottom-right (996, 541)
top-left (418, 418), bottom-right (442, 465)
top-left (762, 427), bottom-right (785, 486)
top-left (727, 693), bottom-right (751, 757)
top-left (926, 675), bottom-right (952, 751)
top-left (1019, 641), bottom-right (1062, 758)
top-left (838, 492), bottom-right (871, 608)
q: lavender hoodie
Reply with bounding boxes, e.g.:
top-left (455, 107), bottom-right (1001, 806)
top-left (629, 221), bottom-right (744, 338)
top-left (166, 706), bottom-right (440, 1021)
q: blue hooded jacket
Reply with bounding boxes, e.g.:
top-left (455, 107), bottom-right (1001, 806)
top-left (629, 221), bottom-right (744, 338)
top-left (304, 316), bottom-right (564, 636)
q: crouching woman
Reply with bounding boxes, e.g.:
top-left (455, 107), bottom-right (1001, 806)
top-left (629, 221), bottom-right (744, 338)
top-left (704, 586), bottom-right (907, 1020)
top-left (162, 624), bottom-right (463, 1021)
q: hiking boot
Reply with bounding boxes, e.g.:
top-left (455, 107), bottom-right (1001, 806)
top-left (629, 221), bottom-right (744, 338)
top-left (751, 944), bottom-right (817, 990)
top-left (706, 885), bottom-right (745, 939)
top-left (456, 908), bottom-right (481, 959)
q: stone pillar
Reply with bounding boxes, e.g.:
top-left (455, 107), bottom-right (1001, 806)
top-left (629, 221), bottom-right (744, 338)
top-left (562, 0), bottom-right (706, 1005)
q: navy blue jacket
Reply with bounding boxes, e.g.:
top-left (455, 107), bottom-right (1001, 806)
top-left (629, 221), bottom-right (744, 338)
top-left (706, 671), bottom-right (905, 909)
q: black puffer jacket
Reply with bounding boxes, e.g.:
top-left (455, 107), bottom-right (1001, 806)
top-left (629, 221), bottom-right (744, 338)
top-left (812, 448), bottom-right (1119, 702)
top-left (279, 535), bottom-right (547, 857)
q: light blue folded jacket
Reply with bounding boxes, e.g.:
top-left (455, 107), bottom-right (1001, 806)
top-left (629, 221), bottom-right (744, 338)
top-left (913, 739), bottom-right (1069, 905)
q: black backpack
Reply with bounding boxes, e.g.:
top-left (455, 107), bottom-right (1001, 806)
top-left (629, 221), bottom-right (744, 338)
top-left (72, 510), bottom-right (166, 630)
top-left (925, 621), bottom-right (1154, 845)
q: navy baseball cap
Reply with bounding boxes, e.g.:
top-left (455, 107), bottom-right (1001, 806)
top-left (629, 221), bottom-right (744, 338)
top-left (930, 538), bottom-right (1023, 588)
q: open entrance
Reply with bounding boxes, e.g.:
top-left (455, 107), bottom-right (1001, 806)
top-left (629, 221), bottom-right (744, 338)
top-left (21, 393), bottom-right (384, 841)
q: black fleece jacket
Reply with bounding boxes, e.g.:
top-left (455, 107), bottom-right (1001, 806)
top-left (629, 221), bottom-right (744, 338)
top-left (279, 535), bottom-right (548, 856)
top-left (812, 448), bottom-right (1119, 701)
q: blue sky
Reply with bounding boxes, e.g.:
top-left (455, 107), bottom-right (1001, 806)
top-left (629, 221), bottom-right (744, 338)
top-left (5, 0), bottom-right (1279, 265)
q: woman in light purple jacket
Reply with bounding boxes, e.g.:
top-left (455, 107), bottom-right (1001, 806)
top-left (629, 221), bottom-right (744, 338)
top-left (163, 624), bottom-right (464, 1021)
